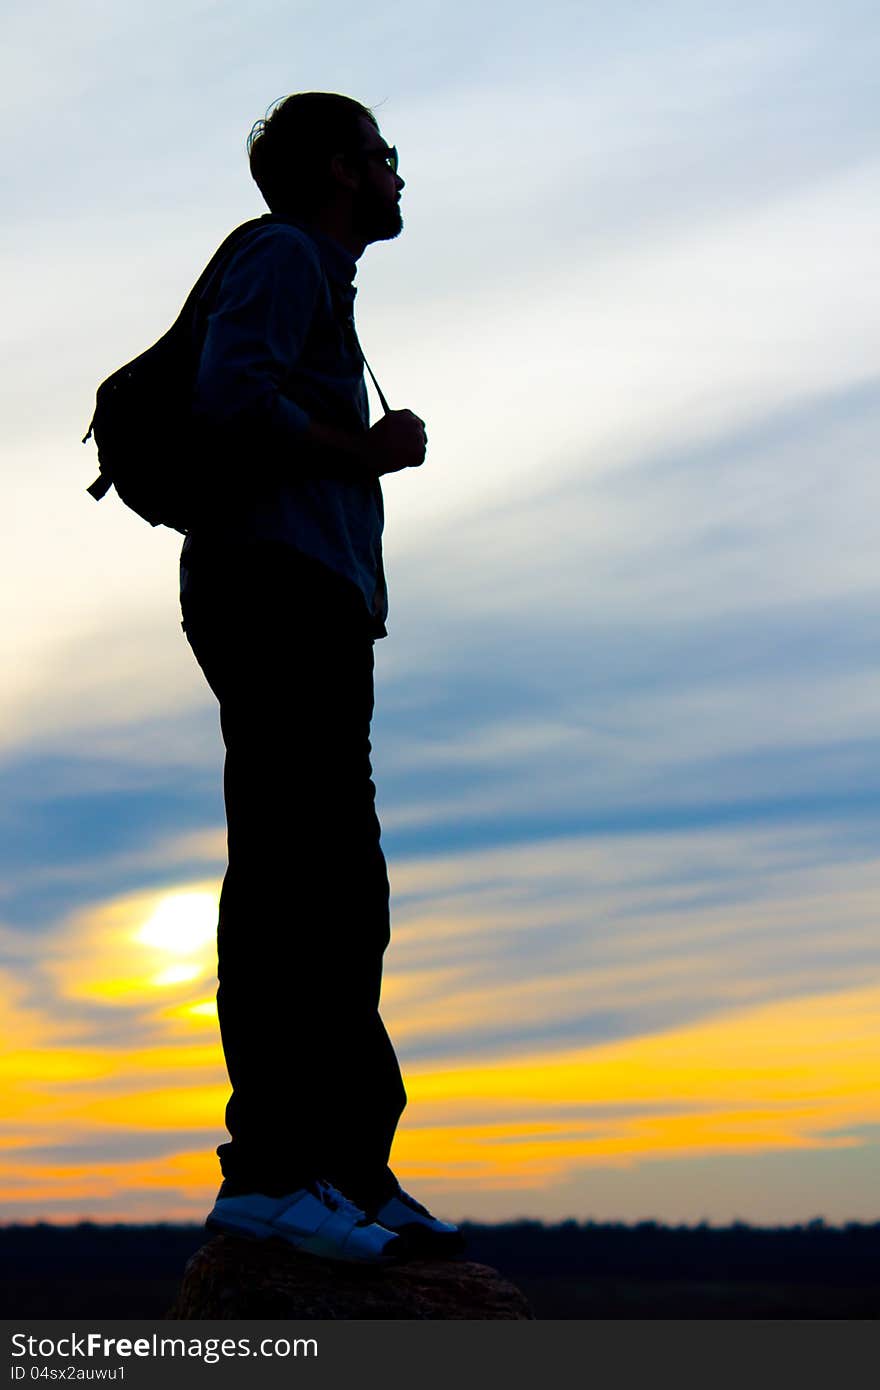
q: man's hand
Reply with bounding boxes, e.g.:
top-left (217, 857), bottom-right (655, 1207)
top-left (366, 409), bottom-right (427, 475)
top-left (300, 409), bottom-right (427, 478)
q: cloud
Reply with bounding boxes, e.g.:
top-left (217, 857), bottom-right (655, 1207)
top-left (381, 822), bottom-right (880, 1060)
top-left (1, 807), bottom-right (878, 1222)
top-left (3, 968), bottom-right (879, 1222)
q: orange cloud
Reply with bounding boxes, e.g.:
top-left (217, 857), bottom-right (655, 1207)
top-left (1, 963), bottom-right (878, 1219)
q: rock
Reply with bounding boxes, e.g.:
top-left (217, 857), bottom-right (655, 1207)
top-left (167, 1235), bottom-right (534, 1319)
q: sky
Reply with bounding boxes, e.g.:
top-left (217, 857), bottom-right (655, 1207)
top-left (2, 0), bottom-right (880, 1227)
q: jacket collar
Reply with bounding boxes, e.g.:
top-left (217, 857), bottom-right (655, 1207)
top-left (273, 214), bottom-right (358, 289)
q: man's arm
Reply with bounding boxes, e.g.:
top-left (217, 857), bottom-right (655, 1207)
top-left (193, 224), bottom-right (338, 467)
top-left (305, 412), bottom-right (427, 476)
top-left (193, 224), bottom-right (426, 479)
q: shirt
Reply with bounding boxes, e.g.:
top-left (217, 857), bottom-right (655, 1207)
top-left (179, 216), bottom-right (388, 638)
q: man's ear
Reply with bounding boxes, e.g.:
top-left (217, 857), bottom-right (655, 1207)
top-left (330, 151), bottom-right (360, 193)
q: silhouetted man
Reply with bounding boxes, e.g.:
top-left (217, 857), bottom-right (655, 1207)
top-left (180, 92), bottom-right (461, 1263)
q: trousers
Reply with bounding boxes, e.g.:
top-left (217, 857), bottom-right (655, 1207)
top-left (180, 537), bottom-right (406, 1205)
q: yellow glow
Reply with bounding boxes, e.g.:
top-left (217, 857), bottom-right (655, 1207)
top-left (5, 877), bottom-right (880, 1220)
top-left (176, 1000), bottom-right (218, 1020)
top-left (151, 964), bottom-right (202, 987)
top-left (135, 892), bottom-right (217, 955)
top-left (44, 884), bottom-right (219, 1009)
top-left (81, 1084), bottom-right (228, 1129)
top-left (0, 1148), bottom-right (216, 1210)
top-left (156, 999), bottom-right (219, 1028)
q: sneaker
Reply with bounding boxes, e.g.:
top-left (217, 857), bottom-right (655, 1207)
top-left (371, 1179), bottom-right (466, 1257)
top-left (205, 1178), bottom-right (405, 1264)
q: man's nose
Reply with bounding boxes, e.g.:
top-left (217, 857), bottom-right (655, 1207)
top-left (395, 172), bottom-right (405, 191)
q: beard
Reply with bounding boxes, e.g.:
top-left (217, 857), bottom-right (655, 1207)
top-left (352, 185), bottom-right (403, 245)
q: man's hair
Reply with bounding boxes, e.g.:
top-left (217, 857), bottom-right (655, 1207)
top-left (247, 92), bottom-right (378, 215)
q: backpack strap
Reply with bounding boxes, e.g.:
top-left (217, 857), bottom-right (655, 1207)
top-left (324, 278), bottom-right (391, 417)
top-left (82, 213), bottom-right (276, 466)
top-left (355, 336), bottom-right (391, 416)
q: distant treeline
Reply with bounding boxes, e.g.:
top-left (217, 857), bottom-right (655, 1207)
top-left (2, 1217), bottom-right (878, 1285)
top-left (461, 1218), bottom-right (880, 1285)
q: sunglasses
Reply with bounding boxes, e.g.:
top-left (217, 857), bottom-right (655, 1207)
top-left (357, 144), bottom-right (399, 176)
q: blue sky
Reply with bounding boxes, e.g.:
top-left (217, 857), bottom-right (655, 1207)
top-left (2, 0), bottom-right (880, 1225)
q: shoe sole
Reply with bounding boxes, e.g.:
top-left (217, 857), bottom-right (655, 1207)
top-left (204, 1214), bottom-right (404, 1265)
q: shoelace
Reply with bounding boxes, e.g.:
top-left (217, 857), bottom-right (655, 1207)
top-left (309, 1178), bottom-right (370, 1224)
top-left (395, 1186), bottom-right (433, 1218)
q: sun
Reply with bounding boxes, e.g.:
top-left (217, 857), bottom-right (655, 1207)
top-left (42, 886), bottom-right (222, 1008)
top-left (135, 891), bottom-right (218, 957)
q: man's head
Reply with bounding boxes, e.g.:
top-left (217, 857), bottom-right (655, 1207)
top-left (248, 92), bottom-right (404, 246)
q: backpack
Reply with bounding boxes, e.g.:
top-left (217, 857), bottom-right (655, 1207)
top-left (81, 212), bottom-right (293, 535)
